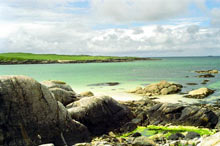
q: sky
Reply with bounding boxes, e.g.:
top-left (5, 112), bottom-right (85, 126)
top-left (0, 0), bottom-right (220, 57)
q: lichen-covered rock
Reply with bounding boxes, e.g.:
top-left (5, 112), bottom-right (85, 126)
top-left (185, 88), bottom-right (214, 99)
top-left (50, 88), bottom-right (76, 105)
top-left (67, 96), bottom-right (133, 135)
top-left (129, 81), bottom-right (182, 96)
top-left (147, 103), bottom-right (218, 128)
top-left (0, 76), bottom-right (90, 146)
top-left (80, 91), bottom-right (94, 97)
top-left (41, 80), bottom-right (74, 91)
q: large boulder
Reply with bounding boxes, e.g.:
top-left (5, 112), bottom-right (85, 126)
top-left (50, 88), bottom-right (76, 105)
top-left (129, 81), bottom-right (182, 96)
top-left (147, 103), bottom-right (218, 128)
top-left (67, 96), bottom-right (133, 135)
top-left (185, 88), bottom-right (214, 99)
top-left (0, 76), bottom-right (90, 146)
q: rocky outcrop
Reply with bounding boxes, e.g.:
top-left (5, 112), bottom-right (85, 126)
top-left (185, 88), bottom-right (214, 99)
top-left (195, 70), bottom-right (219, 74)
top-left (147, 103), bottom-right (218, 128)
top-left (0, 76), bottom-right (90, 146)
top-left (129, 81), bottom-right (182, 96)
top-left (67, 96), bottom-right (133, 135)
top-left (79, 91), bottom-right (94, 97)
top-left (197, 74), bottom-right (215, 78)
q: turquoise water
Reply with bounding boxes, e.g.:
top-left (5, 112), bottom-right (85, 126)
top-left (0, 57), bottom-right (220, 103)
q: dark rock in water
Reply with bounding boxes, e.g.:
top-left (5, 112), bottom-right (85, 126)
top-left (185, 132), bottom-right (200, 139)
top-left (195, 70), bottom-right (218, 74)
top-left (147, 103), bottom-right (218, 128)
top-left (67, 96), bottom-right (133, 135)
top-left (168, 133), bottom-right (185, 140)
top-left (87, 82), bottom-right (120, 86)
top-left (0, 76), bottom-right (90, 146)
top-left (186, 83), bottom-right (198, 86)
top-left (201, 80), bottom-right (210, 84)
top-left (131, 132), bottom-right (142, 137)
top-left (50, 87), bottom-right (76, 105)
top-left (197, 74), bottom-right (215, 78)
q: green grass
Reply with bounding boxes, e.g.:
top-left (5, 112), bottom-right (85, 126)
top-left (0, 52), bottom-right (141, 62)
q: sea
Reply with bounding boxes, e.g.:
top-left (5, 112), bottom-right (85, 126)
top-left (1, 57), bottom-right (220, 104)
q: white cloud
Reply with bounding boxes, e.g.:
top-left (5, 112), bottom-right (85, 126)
top-left (1, 21), bottom-right (220, 56)
top-left (211, 8), bottom-right (220, 27)
top-left (90, 0), bottom-right (192, 23)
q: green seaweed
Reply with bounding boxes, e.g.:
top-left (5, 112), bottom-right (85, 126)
top-left (120, 125), bottom-right (216, 139)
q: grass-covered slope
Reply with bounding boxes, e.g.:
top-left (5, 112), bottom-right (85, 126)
top-left (0, 53), bottom-right (153, 64)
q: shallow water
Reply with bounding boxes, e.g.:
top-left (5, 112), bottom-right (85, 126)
top-left (0, 57), bottom-right (220, 103)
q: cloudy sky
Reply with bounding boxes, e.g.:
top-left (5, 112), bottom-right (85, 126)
top-left (0, 0), bottom-right (220, 57)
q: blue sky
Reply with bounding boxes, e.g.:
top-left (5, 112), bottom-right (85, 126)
top-left (0, 0), bottom-right (220, 56)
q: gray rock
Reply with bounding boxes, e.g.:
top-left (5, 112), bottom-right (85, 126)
top-left (79, 91), bottom-right (94, 97)
top-left (41, 80), bottom-right (73, 91)
top-left (147, 103), bottom-right (218, 128)
top-left (0, 76), bottom-right (90, 146)
top-left (50, 87), bottom-right (76, 105)
top-left (185, 132), bottom-right (200, 139)
top-left (67, 96), bottom-right (133, 135)
top-left (168, 133), bottom-right (185, 140)
top-left (198, 132), bottom-right (220, 146)
top-left (132, 136), bottom-right (156, 146)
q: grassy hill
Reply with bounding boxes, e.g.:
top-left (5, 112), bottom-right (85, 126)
top-left (0, 53), bottom-right (152, 64)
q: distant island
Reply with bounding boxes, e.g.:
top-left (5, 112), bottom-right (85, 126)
top-left (0, 53), bottom-right (157, 65)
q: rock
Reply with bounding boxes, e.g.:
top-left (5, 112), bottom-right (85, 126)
top-left (88, 82), bottom-right (120, 86)
top-left (147, 103), bottom-right (218, 128)
top-left (185, 132), bottom-right (200, 139)
top-left (39, 144), bottom-right (55, 146)
top-left (198, 132), bottom-right (220, 146)
top-left (131, 132), bottom-right (142, 137)
top-left (168, 133), bottom-right (185, 140)
top-left (186, 88), bottom-right (214, 99)
top-left (201, 80), bottom-right (209, 84)
top-left (186, 83), bottom-right (198, 86)
top-left (197, 74), bottom-right (215, 78)
top-left (74, 143), bottom-right (91, 146)
top-left (50, 87), bottom-right (76, 105)
top-left (0, 76), bottom-right (90, 146)
top-left (67, 96), bottom-right (132, 135)
top-left (41, 80), bottom-right (73, 91)
top-left (80, 91), bottom-right (94, 97)
top-left (132, 136), bottom-right (156, 146)
top-left (195, 70), bottom-right (218, 74)
top-left (120, 122), bottom-right (137, 133)
top-left (129, 81), bottom-right (182, 96)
